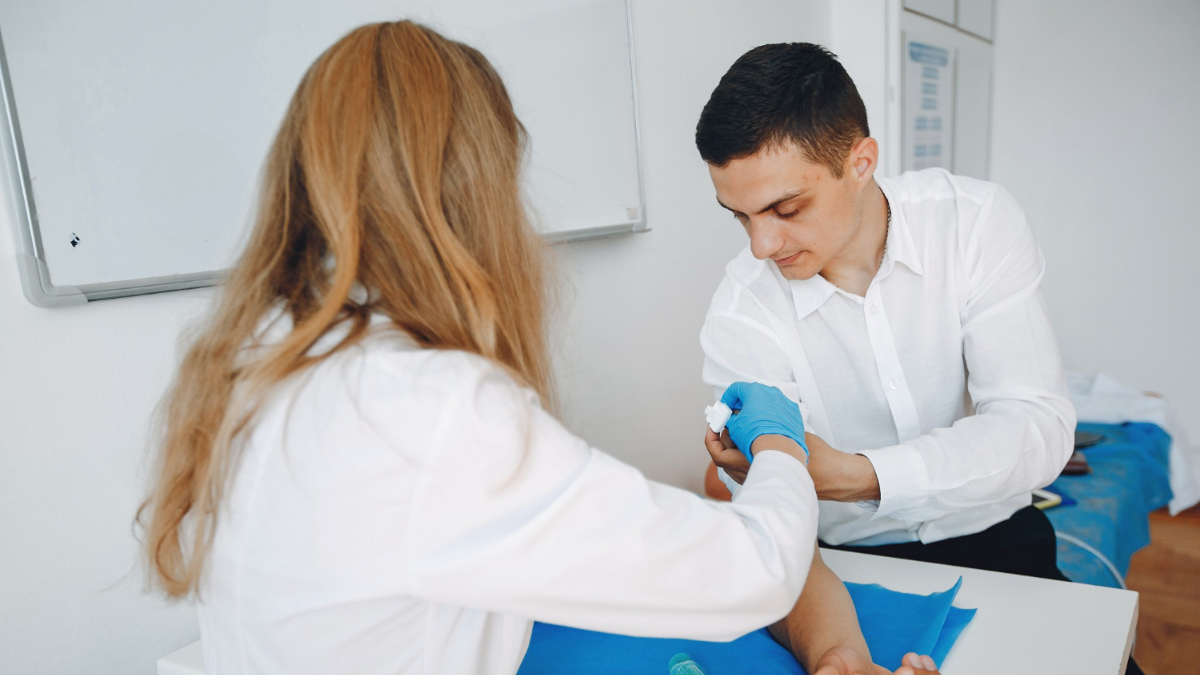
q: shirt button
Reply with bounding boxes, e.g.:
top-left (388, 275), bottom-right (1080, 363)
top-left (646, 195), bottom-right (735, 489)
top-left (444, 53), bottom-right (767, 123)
top-left (869, 304), bottom-right (879, 315)
top-left (889, 380), bottom-right (899, 390)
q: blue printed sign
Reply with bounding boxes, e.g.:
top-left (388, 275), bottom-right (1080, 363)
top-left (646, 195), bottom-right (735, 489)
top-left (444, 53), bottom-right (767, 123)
top-left (909, 42), bottom-right (950, 66)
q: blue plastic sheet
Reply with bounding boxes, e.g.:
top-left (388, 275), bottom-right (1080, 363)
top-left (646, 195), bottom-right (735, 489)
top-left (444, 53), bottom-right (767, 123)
top-left (517, 579), bottom-right (975, 674)
top-left (1048, 423), bottom-right (1172, 588)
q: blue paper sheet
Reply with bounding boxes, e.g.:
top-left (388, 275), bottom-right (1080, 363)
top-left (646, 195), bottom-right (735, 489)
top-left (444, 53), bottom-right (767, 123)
top-left (844, 578), bottom-right (977, 671)
top-left (516, 579), bottom-right (975, 675)
top-left (1048, 422), bottom-right (1172, 588)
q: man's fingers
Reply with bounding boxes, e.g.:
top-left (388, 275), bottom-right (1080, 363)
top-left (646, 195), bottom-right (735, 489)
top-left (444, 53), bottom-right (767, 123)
top-left (704, 427), bottom-right (724, 456)
top-left (720, 427), bottom-right (736, 450)
top-left (709, 441), bottom-right (749, 468)
top-left (705, 427), bottom-right (733, 456)
top-left (712, 443), bottom-right (749, 467)
top-left (705, 427), bottom-right (750, 473)
top-left (895, 653), bottom-right (938, 674)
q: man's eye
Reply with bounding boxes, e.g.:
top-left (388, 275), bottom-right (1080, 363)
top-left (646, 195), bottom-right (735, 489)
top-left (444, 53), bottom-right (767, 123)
top-left (776, 210), bottom-right (798, 220)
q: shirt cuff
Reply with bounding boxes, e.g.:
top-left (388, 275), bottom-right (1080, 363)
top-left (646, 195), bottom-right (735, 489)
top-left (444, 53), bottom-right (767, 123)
top-left (856, 444), bottom-right (930, 520)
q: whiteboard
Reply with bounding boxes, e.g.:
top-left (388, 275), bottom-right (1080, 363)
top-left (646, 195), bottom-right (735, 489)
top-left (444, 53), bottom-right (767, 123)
top-left (0, 0), bottom-right (645, 307)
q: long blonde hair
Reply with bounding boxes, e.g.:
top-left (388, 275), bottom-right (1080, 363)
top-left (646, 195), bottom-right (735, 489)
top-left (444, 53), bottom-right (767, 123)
top-left (139, 21), bottom-right (553, 597)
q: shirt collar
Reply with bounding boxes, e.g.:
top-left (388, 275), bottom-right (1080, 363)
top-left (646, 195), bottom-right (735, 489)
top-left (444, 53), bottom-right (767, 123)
top-left (877, 176), bottom-right (924, 278)
top-left (784, 177), bottom-right (924, 321)
top-left (787, 273), bottom-right (838, 321)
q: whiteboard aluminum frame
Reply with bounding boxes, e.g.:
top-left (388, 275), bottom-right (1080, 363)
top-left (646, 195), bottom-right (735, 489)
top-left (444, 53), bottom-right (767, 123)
top-left (548, 0), bottom-right (648, 245)
top-left (0, 0), bottom-right (646, 307)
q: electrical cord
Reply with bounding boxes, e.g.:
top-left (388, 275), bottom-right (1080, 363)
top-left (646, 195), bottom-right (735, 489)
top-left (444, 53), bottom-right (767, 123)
top-left (1055, 531), bottom-right (1127, 589)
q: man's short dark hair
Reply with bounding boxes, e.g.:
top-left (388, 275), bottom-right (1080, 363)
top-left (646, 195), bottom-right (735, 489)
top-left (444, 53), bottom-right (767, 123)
top-left (696, 43), bottom-right (869, 178)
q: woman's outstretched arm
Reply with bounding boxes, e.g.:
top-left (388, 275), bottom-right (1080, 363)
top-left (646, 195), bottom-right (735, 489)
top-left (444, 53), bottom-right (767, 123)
top-left (768, 544), bottom-right (882, 674)
top-left (768, 545), bottom-right (939, 675)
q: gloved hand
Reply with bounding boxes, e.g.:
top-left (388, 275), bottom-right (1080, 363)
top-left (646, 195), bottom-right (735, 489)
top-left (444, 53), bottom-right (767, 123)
top-left (720, 381), bottom-right (808, 462)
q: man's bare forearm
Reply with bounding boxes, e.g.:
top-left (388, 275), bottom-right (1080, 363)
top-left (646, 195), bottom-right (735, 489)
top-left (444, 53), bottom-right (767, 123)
top-left (768, 544), bottom-right (871, 671)
top-left (805, 433), bottom-right (881, 502)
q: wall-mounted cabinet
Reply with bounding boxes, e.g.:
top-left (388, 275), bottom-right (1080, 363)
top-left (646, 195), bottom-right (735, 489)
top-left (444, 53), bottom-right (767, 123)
top-left (956, 0), bottom-right (995, 40)
top-left (903, 0), bottom-right (956, 25)
top-left (903, 0), bottom-right (994, 41)
top-left (831, 0), bottom-right (994, 180)
top-left (900, 7), bottom-right (993, 179)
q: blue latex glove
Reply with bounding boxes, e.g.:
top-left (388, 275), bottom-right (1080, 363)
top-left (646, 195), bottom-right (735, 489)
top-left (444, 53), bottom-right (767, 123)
top-left (719, 382), bottom-right (808, 462)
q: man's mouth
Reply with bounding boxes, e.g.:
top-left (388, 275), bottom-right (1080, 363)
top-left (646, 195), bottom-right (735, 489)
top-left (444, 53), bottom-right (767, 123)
top-left (773, 251), bottom-right (802, 265)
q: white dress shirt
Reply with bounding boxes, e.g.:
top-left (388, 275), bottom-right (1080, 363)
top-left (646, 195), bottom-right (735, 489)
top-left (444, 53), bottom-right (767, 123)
top-left (197, 314), bottom-right (818, 675)
top-left (701, 169), bottom-right (1075, 546)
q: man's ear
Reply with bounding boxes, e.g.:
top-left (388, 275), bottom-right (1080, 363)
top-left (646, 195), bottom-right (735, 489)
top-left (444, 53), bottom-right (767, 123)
top-left (847, 136), bottom-right (879, 186)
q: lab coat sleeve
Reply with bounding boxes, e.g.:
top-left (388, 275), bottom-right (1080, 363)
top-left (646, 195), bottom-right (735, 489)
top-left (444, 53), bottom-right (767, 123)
top-left (405, 356), bottom-right (818, 641)
top-left (857, 186), bottom-right (1077, 522)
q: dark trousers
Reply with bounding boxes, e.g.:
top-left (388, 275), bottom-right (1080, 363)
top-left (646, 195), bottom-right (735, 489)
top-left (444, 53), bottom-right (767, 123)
top-left (822, 505), bottom-right (1143, 675)
top-left (822, 504), bottom-right (1069, 580)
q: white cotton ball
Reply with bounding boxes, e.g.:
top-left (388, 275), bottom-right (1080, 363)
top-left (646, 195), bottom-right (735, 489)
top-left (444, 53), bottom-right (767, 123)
top-left (705, 401), bottom-right (733, 434)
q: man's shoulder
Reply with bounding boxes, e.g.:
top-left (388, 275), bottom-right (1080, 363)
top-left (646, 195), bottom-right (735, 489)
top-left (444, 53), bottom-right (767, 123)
top-left (883, 169), bottom-right (1023, 245)
top-left (884, 168), bottom-right (1002, 211)
top-left (723, 245), bottom-right (768, 286)
top-left (707, 246), bottom-right (790, 319)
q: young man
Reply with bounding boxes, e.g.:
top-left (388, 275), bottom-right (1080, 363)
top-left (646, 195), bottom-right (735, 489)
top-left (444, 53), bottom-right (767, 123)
top-left (695, 42), bottom-right (1135, 671)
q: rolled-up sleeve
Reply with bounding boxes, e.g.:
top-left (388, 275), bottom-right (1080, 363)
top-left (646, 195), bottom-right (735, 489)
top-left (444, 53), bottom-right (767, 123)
top-left (701, 279), bottom-right (809, 500)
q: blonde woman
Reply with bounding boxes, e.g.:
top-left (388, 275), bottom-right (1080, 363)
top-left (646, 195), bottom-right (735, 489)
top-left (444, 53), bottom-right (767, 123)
top-left (138, 21), bottom-right (937, 675)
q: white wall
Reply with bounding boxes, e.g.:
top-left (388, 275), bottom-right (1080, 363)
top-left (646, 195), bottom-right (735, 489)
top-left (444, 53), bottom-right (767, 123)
top-left (0, 1), bottom-right (831, 672)
top-left (990, 0), bottom-right (1200, 439)
top-left (830, 0), bottom-right (899, 176)
top-left (0, 238), bottom-right (211, 670)
top-left (552, 0), bottom-right (831, 489)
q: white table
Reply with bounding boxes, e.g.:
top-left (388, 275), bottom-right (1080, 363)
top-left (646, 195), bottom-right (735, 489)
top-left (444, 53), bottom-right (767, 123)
top-left (822, 549), bottom-right (1138, 674)
top-left (159, 550), bottom-right (1138, 674)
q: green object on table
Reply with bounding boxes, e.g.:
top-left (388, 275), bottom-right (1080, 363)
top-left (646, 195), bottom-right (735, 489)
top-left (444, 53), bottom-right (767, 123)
top-left (669, 653), bottom-right (706, 675)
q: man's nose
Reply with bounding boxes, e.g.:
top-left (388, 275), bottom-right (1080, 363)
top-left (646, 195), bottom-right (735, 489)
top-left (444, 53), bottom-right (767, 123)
top-left (748, 218), bottom-right (784, 261)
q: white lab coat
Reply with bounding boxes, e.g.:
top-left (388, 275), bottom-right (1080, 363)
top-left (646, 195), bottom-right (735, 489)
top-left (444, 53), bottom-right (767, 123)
top-left (196, 315), bottom-right (818, 674)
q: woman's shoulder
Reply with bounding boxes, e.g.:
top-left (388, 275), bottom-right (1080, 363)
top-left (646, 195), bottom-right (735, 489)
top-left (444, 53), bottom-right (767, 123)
top-left (348, 322), bottom-right (535, 410)
top-left (361, 330), bottom-right (502, 384)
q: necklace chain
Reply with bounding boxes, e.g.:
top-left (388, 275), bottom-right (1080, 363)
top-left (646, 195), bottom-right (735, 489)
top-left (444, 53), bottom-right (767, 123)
top-left (879, 200), bottom-right (891, 268)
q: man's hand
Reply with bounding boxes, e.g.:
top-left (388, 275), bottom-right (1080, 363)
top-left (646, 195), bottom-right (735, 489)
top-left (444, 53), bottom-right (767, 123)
top-left (811, 647), bottom-right (942, 675)
top-left (810, 645), bottom-right (890, 675)
top-left (707, 426), bottom-right (884, 500)
top-left (805, 432), bottom-right (881, 502)
top-left (894, 653), bottom-right (942, 675)
top-left (705, 427), bottom-right (750, 484)
top-left (704, 428), bottom-right (807, 485)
